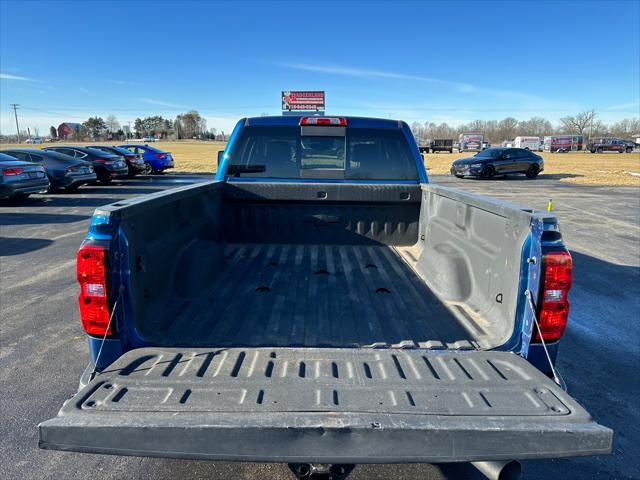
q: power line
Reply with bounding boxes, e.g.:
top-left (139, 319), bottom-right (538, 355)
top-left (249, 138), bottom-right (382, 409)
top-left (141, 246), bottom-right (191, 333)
top-left (10, 104), bottom-right (21, 143)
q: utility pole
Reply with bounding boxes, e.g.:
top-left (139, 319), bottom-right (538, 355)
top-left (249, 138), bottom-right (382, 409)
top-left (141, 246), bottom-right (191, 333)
top-left (11, 103), bottom-right (21, 143)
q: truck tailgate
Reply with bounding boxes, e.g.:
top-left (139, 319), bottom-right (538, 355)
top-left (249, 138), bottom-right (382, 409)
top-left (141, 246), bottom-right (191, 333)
top-left (39, 348), bottom-right (611, 463)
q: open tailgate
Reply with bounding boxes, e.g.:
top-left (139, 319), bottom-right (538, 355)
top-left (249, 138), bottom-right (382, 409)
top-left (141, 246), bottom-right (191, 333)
top-left (39, 348), bottom-right (611, 463)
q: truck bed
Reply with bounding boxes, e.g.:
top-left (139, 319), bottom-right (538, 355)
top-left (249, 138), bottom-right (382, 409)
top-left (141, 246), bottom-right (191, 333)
top-left (157, 243), bottom-right (481, 349)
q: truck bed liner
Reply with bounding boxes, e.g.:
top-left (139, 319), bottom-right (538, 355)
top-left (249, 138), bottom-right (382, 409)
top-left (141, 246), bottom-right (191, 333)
top-left (158, 244), bottom-right (480, 349)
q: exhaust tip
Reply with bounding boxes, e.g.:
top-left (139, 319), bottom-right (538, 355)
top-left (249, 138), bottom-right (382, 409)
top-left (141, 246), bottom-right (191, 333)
top-left (296, 464), bottom-right (310, 477)
top-left (499, 461), bottom-right (522, 480)
top-left (471, 460), bottom-right (522, 480)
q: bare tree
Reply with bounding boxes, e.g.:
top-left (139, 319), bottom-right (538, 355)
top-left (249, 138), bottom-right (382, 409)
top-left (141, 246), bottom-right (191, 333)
top-left (518, 117), bottom-right (554, 138)
top-left (434, 122), bottom-right (455, 139)
top-left (411, 122), bottom-right (425, 143)
top-left (496, 117), bottom-right (518, 142)
top-left (610, 118), bottom-right (640, 139)
top-left (559, 110), bottom-right (596, 137)
top-left (105, 114), bottom-right (120, 133)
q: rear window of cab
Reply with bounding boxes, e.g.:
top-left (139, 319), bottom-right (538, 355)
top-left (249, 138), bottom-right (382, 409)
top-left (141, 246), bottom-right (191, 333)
top-left (227, 126), bottom-right (419, 181)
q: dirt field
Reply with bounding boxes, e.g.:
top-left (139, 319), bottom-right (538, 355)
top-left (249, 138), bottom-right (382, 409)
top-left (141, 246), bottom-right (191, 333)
top-left (1, 141), bottom-right (639, 186)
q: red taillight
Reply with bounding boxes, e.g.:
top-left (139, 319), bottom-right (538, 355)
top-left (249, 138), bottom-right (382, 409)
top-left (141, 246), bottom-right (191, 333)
top-left (155, 153), bottom-right (165, 159)
top-left (2, 167), bottom-right (23, 176)
top-left (77, 244), bottom-right (112, 336)
top-left (534, 251), bottom-right (572, 343)
top-left (93, 158), bottom-right (106, 163)
top-left (299, 116), bottom-right (347, 126)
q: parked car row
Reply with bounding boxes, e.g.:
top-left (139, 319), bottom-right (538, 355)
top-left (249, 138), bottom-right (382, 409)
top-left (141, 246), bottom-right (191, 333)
top-left (0, 144), bottom-right (174, 199)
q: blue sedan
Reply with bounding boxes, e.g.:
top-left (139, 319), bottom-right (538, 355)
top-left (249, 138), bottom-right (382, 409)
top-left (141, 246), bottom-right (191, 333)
top-left (118, 144), bottom-right (174, 174)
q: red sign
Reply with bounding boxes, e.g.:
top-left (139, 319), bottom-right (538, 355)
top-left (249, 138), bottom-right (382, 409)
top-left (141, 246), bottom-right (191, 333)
top-left (282, 91), bottom-right (325, 113)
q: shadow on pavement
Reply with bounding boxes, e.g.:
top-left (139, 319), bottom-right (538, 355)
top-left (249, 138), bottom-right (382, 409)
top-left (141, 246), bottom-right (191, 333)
top-left (24, 197), bottom-right (127, 208)
top-left (519, 251), bottom-right (640, 480)
top-left (77, 186), bottom-right (165, 195)
top-left (477, 173), bottom-right (582, 182)
top-left (537, 173), bottom-right (583, 181)
top-left (0, 212), bottom-right (90, 226)
top-left (0, 237), bottom-right (54, 256)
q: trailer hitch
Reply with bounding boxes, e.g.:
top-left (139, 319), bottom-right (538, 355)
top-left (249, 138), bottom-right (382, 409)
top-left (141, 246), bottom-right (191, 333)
top-left (288, 463), bottom-right (355, 480)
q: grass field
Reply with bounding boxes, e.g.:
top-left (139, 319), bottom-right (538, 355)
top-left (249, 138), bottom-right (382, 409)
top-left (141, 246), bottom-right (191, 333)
top-left (2, 141), bottom-right (639, 186)
top-left (423, 150), bottom-right (640, 186)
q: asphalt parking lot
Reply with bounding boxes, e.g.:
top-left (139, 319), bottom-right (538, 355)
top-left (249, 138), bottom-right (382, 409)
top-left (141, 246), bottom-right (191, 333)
top-left (1, 173), bottom-right (638, 480)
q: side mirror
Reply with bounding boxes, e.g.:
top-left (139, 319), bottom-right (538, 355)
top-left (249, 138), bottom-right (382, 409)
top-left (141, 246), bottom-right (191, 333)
top-left (217, 150), bottom-right (223, 167)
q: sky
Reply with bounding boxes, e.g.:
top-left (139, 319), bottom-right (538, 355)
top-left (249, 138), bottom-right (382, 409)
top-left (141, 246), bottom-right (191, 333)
top-left (1, 0), bottom-right (639, 136)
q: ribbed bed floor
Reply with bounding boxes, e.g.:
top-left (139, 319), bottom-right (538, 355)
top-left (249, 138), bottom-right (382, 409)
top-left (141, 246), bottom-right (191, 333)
top-left (159, 244), bottom-right (481, 349)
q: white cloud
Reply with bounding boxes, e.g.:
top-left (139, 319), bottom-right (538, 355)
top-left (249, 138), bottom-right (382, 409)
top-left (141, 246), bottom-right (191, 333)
top-left (0, 73), bottom-right (36, 81)
top-left (135, 97), bottom-right (189, 109)
top-left (278, 62), bottom-right (469, 88)
top-left (108, 79), bottom-right (143, 86)
top-left (277, 62), bottom-right (547, 103)
top-left (604, 100), bottom-right (640, 111)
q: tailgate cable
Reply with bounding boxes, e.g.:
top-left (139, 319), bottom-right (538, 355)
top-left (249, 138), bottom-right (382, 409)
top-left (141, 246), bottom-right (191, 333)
top-left (525, 289), bottom-right (562, 387)
top-left (89, 288), bottom-right (122, 381)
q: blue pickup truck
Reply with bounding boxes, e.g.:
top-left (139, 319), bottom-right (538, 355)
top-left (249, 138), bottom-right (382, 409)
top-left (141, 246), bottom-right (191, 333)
top-left (40, 116), bottom-right (611, 480)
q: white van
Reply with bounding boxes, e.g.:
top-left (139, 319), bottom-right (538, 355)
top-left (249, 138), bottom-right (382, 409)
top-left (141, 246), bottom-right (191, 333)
top-left (514, 136), bottom-right (540, 150)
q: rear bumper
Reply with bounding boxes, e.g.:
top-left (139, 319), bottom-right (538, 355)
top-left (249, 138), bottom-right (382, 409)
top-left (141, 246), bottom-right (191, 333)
top-left (161, 156), bottom-right (174, 169)
top-left (0, 178), bottom-right (49, 197)
top-left (147, 156), bottom-right (173, 170)
top-left (106, 167), bottom-right (129, 178)
top-left (57, 173), bottom-right (97, 188)
top-left (127, 162), bottom-right (146, 173)
top-left (39, 409), bottom-right (611, 463)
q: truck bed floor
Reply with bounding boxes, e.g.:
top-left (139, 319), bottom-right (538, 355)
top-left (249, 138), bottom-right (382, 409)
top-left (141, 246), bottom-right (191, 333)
top-left (160, 244), bottom-right (481, 349)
